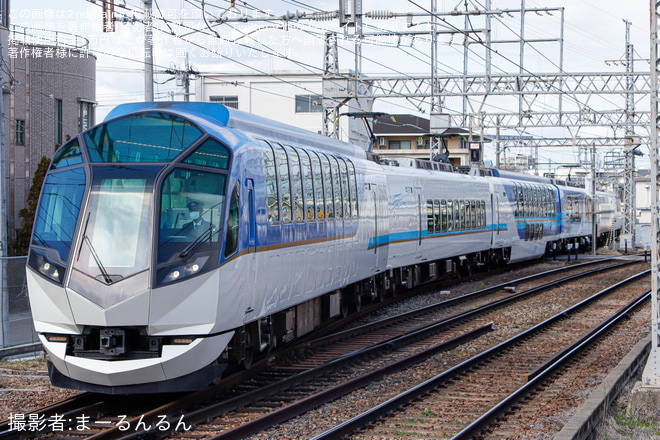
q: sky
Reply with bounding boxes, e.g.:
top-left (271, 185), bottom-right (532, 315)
top-left (8, 0), bottom-right (653, 168)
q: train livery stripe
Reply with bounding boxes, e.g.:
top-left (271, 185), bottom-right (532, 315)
top-left (220, 232), bottom-right (358, 266)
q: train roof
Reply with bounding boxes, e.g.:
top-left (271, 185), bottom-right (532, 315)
top-left (105, 102), bottom-right (367, 159)
top-left (487, 168), bottom-right (555, 184)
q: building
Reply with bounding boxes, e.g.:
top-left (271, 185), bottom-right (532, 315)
top-left (371, 114), bottom-right (489, 167)
top-left (196, 71), bottom-right (371, 147)
top-left (1, 22), bottom-right (96, 246)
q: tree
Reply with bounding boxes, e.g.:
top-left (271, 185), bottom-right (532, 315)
top-left (12, 156), bottom-right (51, 256)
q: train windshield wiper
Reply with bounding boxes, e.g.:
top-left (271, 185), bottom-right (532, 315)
top-left (82, 235), bottom-right (113, 284)
top-left (179, 226), bottom-right (215, 260)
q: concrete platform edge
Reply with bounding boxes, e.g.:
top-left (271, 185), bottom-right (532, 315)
top-left (553, 334), bottom-right (652, 440)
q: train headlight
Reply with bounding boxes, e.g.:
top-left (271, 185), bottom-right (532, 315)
top-left (161, 256), bottom-right (208, 284)
top-left (29, 251), bottom-right (65, 285)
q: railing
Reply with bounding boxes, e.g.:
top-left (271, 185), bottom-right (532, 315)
top-left (9, 24), bottom-right (90, 52)
top-left (0, 256), bottom-right (38, 348)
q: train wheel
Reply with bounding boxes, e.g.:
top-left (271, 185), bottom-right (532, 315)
top-left (341, 300), bottom-right (350, 318)
top-left (353, 294), bottom-right (362, 312)
top-left (243, 331), bottom-right (254, 370)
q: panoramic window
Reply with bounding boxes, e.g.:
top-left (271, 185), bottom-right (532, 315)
top-left (274, 144), bottom-right (292, 223)
top-left (310, 151), bottom-right (325, 221)
top-left (182, 137), bottom-right (230, 169)
top-left (158, 168), bottom-right (226, 264)
top-left (84, 112), bottom-right (203, 163)
top-left (287, 146), bottom-right (304, 223)
top-left (261, 142), bottom-right (280, 224)
top-left (320, 154), bottom-right (334, 219)
top-left (77, 168), bottom-right (156, 281)
top-left (347, 160), bottom-right (358, 217)
top-left (31, 167), bottom-right (87, 263)
top-left (51, 137), bottom-right (83, 170)
top-left (301, 151), bottom-right (315, 221)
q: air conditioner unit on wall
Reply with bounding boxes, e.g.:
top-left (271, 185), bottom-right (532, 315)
top-left (378, 137), bottom-right (386, 147)
top-left (417, 137), bottom-right (425, 146)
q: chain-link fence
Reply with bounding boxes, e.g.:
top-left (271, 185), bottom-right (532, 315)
top-left (1, 256), bottom-right (38, 347)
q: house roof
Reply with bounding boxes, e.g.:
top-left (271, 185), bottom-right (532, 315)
top-left (372, 114), bottom-right (430, 135)
top-left (372, 115), bottom-right (491, 142)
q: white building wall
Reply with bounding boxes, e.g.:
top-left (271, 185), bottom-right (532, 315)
top-left (196, 72), bottom-right (371, 149)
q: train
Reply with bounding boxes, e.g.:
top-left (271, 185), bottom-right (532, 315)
top-left (26, 102), bottom-right (621, 394)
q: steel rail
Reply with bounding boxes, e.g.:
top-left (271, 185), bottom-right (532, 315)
top-left (310, 270), bottom-right (650, 440)
top-left (452, 291), bottom-right (651, 440)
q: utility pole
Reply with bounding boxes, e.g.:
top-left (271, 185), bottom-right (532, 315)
top-left (621, 20), bottom-right (636, 249)
top-left (591, 144), bottom-right (597, 255)
top-left (644, 0), bottom-right (660, 388)
top-left (144, 0), bottom-right (154, 101)
top-left (0, 31), bottom-right (6, 345)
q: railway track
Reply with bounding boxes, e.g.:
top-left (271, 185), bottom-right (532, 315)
top-left (0, 257), bottom-right (646, 439)
top-left (311, 272), bottom-right (651, 439)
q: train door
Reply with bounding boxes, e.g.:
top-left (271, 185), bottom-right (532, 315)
top-left (415, 186), bottom-right (423, 258)
top-left (244, 178), bottom-right (256, 320)
top-left (366, 183), bottom-right (379, 271)
top-left (492, 187), bottom-right (504, 248)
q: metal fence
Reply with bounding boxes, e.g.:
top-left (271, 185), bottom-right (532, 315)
top-left (0, 256), bottom-right (38, 347)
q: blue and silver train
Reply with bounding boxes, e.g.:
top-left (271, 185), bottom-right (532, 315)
top-left (26, 102), bottom-right (620, 393)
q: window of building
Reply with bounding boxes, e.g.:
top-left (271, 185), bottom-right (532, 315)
top-left (55, 99), bottom-right (63, 145)
top-left (388, 140), bottom-right (411, 150)
top-left (209, 96), bottom-right (239, 109)
top-left (0, 0), bottom-right (8, 28)
top-left (295, 95), bottom-right (322, 113)
top-left (15, 120), bottom-right (25, 146)
top-left (78, 101), bottom-right (94, 132)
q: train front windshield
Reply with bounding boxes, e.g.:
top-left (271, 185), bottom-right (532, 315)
top-left (28, 111), bottom-right (232, 300)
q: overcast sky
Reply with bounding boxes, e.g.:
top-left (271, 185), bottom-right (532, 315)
top-left (10, 0), bottom-right (653, 167)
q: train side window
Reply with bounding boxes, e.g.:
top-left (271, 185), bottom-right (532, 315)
top-left (274, 144), bottom-right (292, 223)
top-left (525, 185), bottom-right (530, 218)
top-left (310, 151), bottom-right (325, 221)
top-left (440, 200), bottom-right (447, 233)
top-left (519, 184), bottom-right (525, 218)
top-left (434, 200), bottom-right (441, 233)
top-left (225, 183), bottom-right (240, 258)
top-left (330, 156), bottom-right (343, 219)
top-left (453, 200), bottom-right (459, 232)
top-left (301, 150), bottom-right (315, 222)
top-left (286, 146), bottom-right (304, 223)
top-left (513, 183), bottom-right (519, 218)
top-left (465, 200), bottom-right (471, 230)
top-left (339, 158), bottom-right (351, 218)
top-left (319, 154), bottom-right (334, 219)
top-left (260, 142), bottom-right (280, 224)
top-left (481, 201), bottom-right (486, 229)
top-left (459, 200), bottom-right (465, 231)
top-left (348, 160), bottom-right (358, 218)
top-left (470, 200), bottom-right (476, 229)
top-left (442, 200), bottom-right (454, 232)
top-left (427, 200), bottom-right (434, 234)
